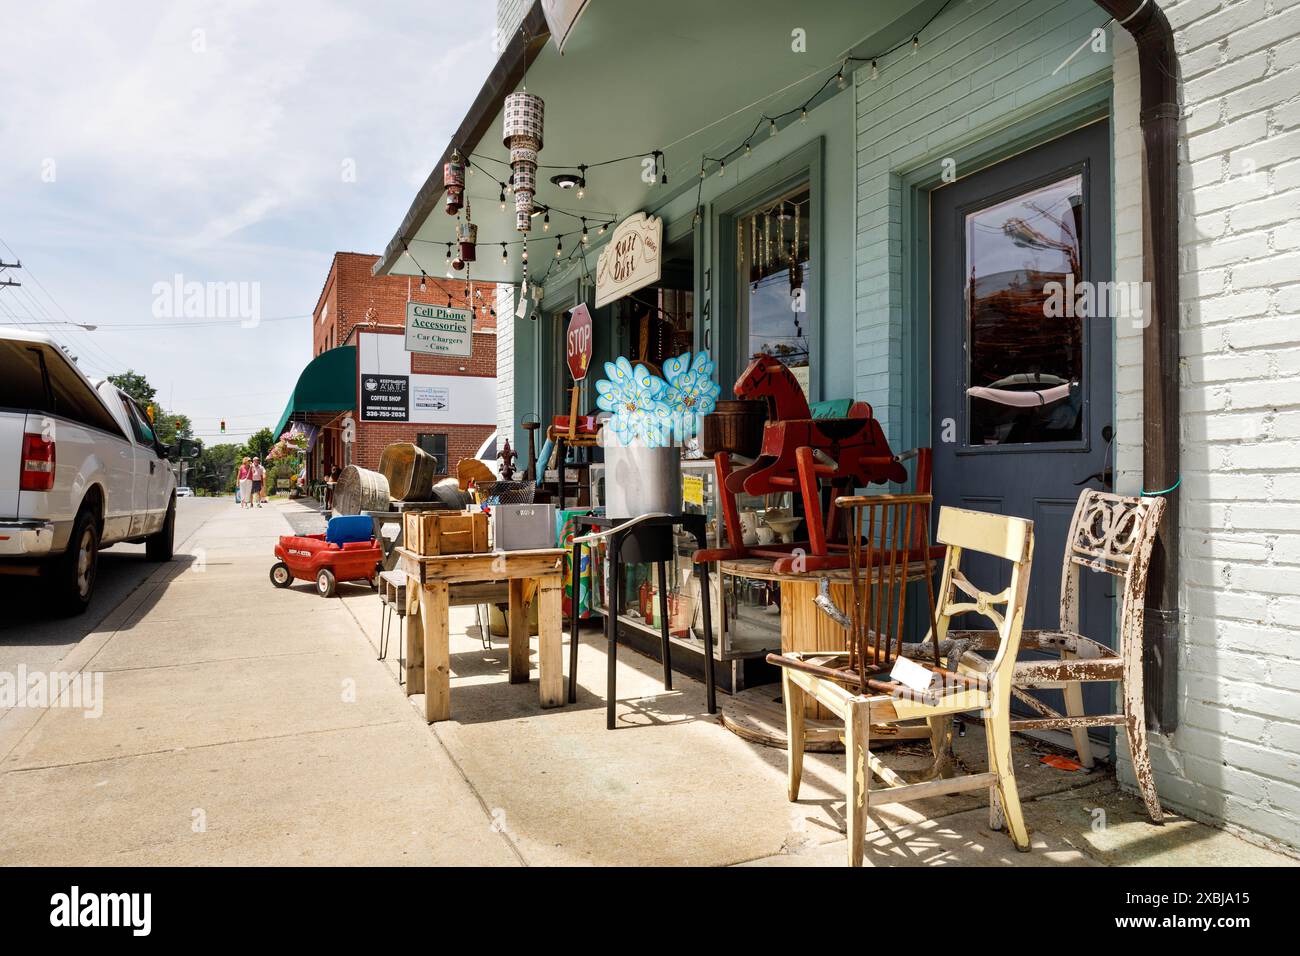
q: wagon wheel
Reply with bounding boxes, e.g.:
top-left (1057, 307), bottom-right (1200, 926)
top-left (316, 568), bottom-right (337, 598)
top-left (269, 562), bottom-right (293, 588)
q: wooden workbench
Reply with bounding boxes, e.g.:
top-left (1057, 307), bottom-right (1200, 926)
top-left (396, 546), bottom-right (567, 723)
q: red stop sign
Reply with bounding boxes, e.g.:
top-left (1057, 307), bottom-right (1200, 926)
top-left (566, 303), bottom-right (593, 380)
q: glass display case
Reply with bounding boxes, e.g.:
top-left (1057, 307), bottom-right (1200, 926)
top-left (587, 458), bottom-right (796, 674)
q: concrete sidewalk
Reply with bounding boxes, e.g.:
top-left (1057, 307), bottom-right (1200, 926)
top-left (0, 498), bottom-right (516, 865)
top-left (1, 497), bottom-right (1293, 866)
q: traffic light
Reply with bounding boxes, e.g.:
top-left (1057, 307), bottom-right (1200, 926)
top-left (220, 420), bottom-right (226, 434)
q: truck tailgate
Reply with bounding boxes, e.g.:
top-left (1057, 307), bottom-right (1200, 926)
top-left (0, 410), bottom-right (27, 519)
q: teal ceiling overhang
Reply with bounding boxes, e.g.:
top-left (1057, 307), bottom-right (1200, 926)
top-left (375, 0), bottom-right (945, 285)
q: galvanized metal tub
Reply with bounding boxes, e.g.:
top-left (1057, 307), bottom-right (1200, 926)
top-left (604, 444), bottom-right (682, 519)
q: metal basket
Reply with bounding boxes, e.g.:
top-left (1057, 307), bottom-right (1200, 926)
top-left (474, 480), bottom-right (537, 505)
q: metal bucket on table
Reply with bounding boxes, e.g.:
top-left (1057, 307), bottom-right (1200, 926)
top-left (604, 444), bottom-right (682, 520)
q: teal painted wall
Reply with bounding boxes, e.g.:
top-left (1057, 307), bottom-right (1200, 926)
top-left (538, 79), bottom-right (860, 404)
top-left (853, 0), bottom-right (1112, 446)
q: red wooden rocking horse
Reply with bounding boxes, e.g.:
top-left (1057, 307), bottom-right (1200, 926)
top-left (695, 356), bottom-right (912, 574)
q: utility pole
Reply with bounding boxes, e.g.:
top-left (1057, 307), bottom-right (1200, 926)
top-left (0, 258), bottom-right (20, 288)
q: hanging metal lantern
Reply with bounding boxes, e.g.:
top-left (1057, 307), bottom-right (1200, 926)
top-left (457, 220), bottom-right (478, 263)
top-left (502, 91), bottom-right (544, 231)
top-left (444, 152), bottom-right (465, 215)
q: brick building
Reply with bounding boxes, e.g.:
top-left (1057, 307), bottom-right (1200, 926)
top-left (279, 251), bottom-right (498, 484)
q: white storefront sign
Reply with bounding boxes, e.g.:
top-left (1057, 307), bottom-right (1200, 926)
top-left (595, 212), bottom-right (662, 308)
top-left (405, 301), bottom-right (473, 357)
top-left (358, 330), bottom-right (495, 425)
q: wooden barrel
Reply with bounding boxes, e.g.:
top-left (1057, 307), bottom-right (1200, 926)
top-left (333, 466), bottom-right (391, 515)
top-left (702, 400), bottom-right (767, 458)
top-left (379, 442), bottom-right (440, 501)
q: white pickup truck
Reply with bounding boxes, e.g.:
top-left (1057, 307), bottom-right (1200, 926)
top-left (0, 329), bottom-right (201, 615)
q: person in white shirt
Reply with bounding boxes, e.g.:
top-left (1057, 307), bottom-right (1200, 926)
top-left (251, 457), bottom-right (266, 508)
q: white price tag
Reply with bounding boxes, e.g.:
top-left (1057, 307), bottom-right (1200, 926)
top-left (889, 655), bottom-right (936, 693)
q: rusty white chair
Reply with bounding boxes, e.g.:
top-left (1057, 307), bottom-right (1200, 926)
top-left (951, 489), bottom-right (1167, 822)
top-left (769, 503), bottom-right (1035, 867)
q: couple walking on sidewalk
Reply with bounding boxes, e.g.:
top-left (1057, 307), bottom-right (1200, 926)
top-left (237, 456), bottom-right (266, 508)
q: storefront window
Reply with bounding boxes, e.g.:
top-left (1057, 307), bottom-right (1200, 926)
top-left (737, 185), bottom-right (812, 395)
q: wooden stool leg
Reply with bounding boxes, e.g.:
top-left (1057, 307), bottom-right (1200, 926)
top-left (538, 576), bottom-right (564, 707)
top-left (987, 710), bottom-right (1030, 851)
top-left (508, 578), bottom-right (529, 684)
top-left (421, 581), bottom-right (450, 723)
top-left (845, 700), bottom-right (869, 868)
top-left (656, 560), bottom-right (672, 691)
top-left (405, 578), bottom-right (424, 695)
top-left (782, 669), bottom-right (805, 801)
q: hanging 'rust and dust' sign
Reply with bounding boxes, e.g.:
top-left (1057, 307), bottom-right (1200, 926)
top-left (595, 212), bottom-right (662, 308)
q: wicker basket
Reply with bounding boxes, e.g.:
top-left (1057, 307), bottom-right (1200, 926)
top-left (474, 480), bottom-right (537, 505)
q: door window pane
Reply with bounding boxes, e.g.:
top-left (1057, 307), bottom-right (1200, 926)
top-left (965, 175), bottom-right (1083, 445)
top-left (738, 186), bottom-right (812, 396)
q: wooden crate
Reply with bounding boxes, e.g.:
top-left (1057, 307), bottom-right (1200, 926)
top-left (403, 510), bottom-right (489, 556)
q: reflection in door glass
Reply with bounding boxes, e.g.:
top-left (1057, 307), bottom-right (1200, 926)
top-left (965, 175), bottom-right (1083, 445)
top-left (739, 186), bottom-right (812, 396)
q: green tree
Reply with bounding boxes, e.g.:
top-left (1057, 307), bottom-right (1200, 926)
top-left (191, 442), bottom-right (243, 494)
top-left (154, 412), bottom-right (193, 445)
top-left (243, 427), bottom-right (274, 462)
top-left (107, 370), bottom-right (156, 407)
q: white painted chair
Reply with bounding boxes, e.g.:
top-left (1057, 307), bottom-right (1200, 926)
top-left (771, 504), bottom-right (1036, 867)
top-left (951, 490), bottom-right (1167, 822)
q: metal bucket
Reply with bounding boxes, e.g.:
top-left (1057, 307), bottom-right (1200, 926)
top-left (378, 442), bottom-right (440, 501)
top-left (604, 444), bottom-right (682, 519)
top-left (333, 466), bottom-right (390, 515)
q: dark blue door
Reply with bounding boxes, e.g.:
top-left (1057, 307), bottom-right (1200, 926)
top-left (929, 120), bottom-right (1115, 722)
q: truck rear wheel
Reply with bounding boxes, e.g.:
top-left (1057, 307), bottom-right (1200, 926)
top-left (146, 496), bottom-right (176, 561)
top-left (49, 508), bottom-right (99, 616)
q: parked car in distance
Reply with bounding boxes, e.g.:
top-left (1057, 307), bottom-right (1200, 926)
top-left (0, 330), bottom-right (202, 614)
top-left (176, 486), bottom-right (194, 497)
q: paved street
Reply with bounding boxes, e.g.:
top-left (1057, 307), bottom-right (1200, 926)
top-left (0, 498), bottom-right (221, 691)
top-left (0, 496), bottom-right (1293, 866)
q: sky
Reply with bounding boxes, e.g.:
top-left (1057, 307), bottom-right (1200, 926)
top-left (0, 0), bottom-right (496, 445)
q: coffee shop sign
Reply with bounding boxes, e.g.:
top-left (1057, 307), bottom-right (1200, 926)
top-left (595, 212), bottom-right (662, 308)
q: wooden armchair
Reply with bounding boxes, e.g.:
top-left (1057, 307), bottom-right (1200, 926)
top-left (769, 503), bottom-right (1035, 866)
top-left (951, 489), bottom-right (1167, 822)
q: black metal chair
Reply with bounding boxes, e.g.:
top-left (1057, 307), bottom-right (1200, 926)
top-left (570, 513), bottom-right (715, 729)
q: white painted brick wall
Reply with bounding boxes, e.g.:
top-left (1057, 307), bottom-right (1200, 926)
top-left (1111, 0), bottom-right (1300, 853)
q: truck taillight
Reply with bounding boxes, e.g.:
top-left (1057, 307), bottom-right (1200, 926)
top-left (20, 432), bottom-right (55, 492)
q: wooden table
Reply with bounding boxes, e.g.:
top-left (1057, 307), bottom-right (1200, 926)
top-left (396, 546), bottom-right (568, 723)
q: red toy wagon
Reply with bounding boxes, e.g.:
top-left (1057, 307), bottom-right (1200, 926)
top-left (270, 515), bottom-right (383, 597)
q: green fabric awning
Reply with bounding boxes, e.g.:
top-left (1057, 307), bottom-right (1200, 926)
top-left (273, 345), bottom-right (356, 439)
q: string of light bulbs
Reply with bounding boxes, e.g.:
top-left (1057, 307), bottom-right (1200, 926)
top-left (468, 0), bottom-right (955, 219)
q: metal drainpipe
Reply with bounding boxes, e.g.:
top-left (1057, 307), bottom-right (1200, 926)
top-left (1093, 0), bottom-right (1181, 732)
